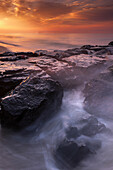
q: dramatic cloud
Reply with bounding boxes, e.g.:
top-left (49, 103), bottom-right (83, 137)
top-left (0, 0), bottom-right (113, 33)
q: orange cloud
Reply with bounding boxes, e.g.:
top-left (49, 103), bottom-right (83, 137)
top-left (0, 0), bottom-right (113, 33)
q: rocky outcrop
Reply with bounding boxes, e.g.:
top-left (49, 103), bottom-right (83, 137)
top-left (1, 73), bottom-right (63, 130)
top-left (108, 41), bottom-right (113, 46)
top-left (55, 140), bottom-right (92, 169)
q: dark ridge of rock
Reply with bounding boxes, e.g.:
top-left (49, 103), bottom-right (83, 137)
top-left (0, 68), bottom-right (27, 99)
top-left (0, 52), bottom-right (14, 56)
top-left (15, 52), bottom-right (38, 57)
top-left (35, 50), bottom-right (71, 59)
top-left (1, 73), bottom-right (63, 130)
top-left (83, 71), bottom-right (113, 119)
top-left (81, 45), bottom-right (95, 50)
top-left (65, 48), bottom-right (90, 55)
top-left (54, 140), bottom-right (92, 169)
top-left (65, 116), bottom-right (107, 139)
top-left (0, 55), bottom-right (29, 62)
top-left (108, 41), bottom-right (113, 46)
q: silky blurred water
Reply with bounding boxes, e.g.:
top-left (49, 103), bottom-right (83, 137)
top-left (0, 90), bottom-right (113, 170)
top-left (0, 33), bottom-right (113, 52)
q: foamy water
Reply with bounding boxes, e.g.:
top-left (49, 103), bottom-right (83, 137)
top-left (0, 90), bottom-right (113, 170)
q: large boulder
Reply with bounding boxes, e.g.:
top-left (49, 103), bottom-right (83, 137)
top-left (0, 73), bottom-right (63, 130)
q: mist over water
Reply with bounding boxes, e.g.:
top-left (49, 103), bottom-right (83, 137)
top-left (0, 90), bottom-right (113, 170)
top-left (0, 33), bottom-right (113, 52)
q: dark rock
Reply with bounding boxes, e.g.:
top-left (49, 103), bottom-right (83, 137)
top-left (90, 47), bottom-right (104, 52)
top-left (0, 52), bottom-right (14, 56)
top-left (79, 116), bottom-right (106, 136)
top-left (81, 45), bottom-right (94, 50)
top-left (0, 68), bottom-right (26, 98)
top-left (108, 41), bottom-right (113, 46)
top-left (55, 140), bottom-right (92, 169)
top-left (65, 48), bottom-right (90, 56)
top-left (94, 48), bottom-right (108, 55)
top-left (66, 127), bottom-right (80, 140)
top-left (0, 55), bottom-right (28, 62)
top-left (1, 74), bottom-right (63, 130)
top-left (15, 52), bottom-right (38, 57)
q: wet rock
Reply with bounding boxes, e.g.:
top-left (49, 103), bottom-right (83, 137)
top-left (108, 41), bottom-right (113, 46)
top-left (0, 55), bottom-right (28, 62)
top-left (65, 116), bottom-right (106, 139)
top-left (0, 68), bottom-right (27, 98)
top-left (0, 58), bottom-right (47, 99)
top-left (66, 127), bottom-right (80, 140)
top-left (79, 116), bottom-right (106, 136)
top-left (35, 50), bottom-right (71, 59)
top-left (30, 56), bottom-right (82, 89)
top-left (55, 140), bottom-right (92, 169)
top-left (83, 71), bottom-right (113, 119)
top-left (1, 74), bottom-right (63, 130)
top-left (93, 47), bottom-right (113, 56)
top-left (31, 54), bottom-right (109, 89)
top-left (81, 45), bottom-right (94, 50)
top-left (94, 48), bottom-right (108, 55)
top-left (65, 48), bottom-right (90, 56)
top-left (62, 54), bottom-right (106, 68)
top-left (15, 52), bottom-right (38, 57)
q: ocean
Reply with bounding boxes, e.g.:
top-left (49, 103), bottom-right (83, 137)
top-left (0, 33), bottom-right (113, 52)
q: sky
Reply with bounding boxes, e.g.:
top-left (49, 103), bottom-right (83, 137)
top-left (0, 0), bottom-right (113, 33)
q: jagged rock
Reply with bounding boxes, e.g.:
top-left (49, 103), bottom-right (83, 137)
top-left (62, 54), bottom-right (106, 68)
top-left (65, 116), bottom-right (106, 139)
top-left (15, 52), bottom-right (38, 57)
top-left (0, 59), bottom-right (45, 99)
top-left (55, 140), bottom-right (92, 169)
top-left (79, 116), bottom-right (106, 136)
top-left (65, 48), bottom-right (90, 55)
top-left (1, 73), bottom-right (63, 130)
top-left (0, 68), bottom-right (27, 98)
top-left (30, 56), bottom-right (82, 89)
top-left (108, 41), bottom-right (113, 46)
top-left (81, 45), bottom-right (94, 50)
top-left (0, 55), bottom-right (28, 61)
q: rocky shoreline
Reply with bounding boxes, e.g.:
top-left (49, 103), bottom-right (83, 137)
top-left (0, 41), bottom-right (113, 169)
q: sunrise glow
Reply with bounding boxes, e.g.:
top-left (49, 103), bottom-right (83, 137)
top-left (0, 0), bottom-right (113, 33)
